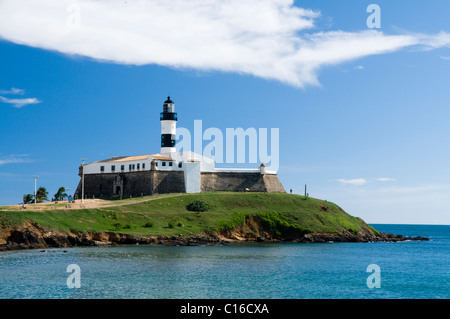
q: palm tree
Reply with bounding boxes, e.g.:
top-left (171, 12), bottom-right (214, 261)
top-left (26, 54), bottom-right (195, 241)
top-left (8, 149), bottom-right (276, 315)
top-left (23, 194), bottom-right (33, 204)
top-left (54, 187), bottom-right (68, 201)
top-left (36, 186), bottom-right (48, 203)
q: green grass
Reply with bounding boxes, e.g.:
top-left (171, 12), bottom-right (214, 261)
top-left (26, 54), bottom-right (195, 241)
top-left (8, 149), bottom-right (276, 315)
top-left (0, 192), bottom-right (376, 237)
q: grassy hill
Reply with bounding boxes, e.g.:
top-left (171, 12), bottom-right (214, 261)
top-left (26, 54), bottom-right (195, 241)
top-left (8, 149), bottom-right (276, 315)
top-left (0, 192), bottom-right (378, 239)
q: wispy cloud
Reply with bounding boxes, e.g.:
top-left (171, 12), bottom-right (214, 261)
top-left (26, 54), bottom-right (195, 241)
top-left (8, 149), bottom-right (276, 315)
top-left (0, 154), bottom-right (33, 165)
top-left (440, 56), bottom-right (450, 61)
top-left (0, 87), bottom-right (25, 95)
top-left (0, 96), bottom-right (41, 108)
top-left (0, 0), bottom-right (449, 87)
top-left (0, 87), bottom-right (41, 108)
top-left (337, 177), bottom-right (395, 186)
top-left (337, 178), bottom-right (368, 186)
top-left (375, 177), bottom-right (395, 182)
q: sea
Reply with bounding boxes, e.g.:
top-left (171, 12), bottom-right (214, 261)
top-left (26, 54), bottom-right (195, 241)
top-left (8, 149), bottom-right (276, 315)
top-left (0, 224), bottom-right (448, 299)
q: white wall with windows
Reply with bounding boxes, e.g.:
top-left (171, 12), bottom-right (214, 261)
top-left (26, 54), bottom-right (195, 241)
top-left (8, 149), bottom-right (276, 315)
top-left (82, 159), bottom-right (184, 174)
top-left (80, 151), bottom-right (264, 175)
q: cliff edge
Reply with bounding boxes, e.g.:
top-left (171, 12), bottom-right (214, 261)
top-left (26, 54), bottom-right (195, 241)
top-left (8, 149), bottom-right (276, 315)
top-left (0, 192), bottom-right (428, 251)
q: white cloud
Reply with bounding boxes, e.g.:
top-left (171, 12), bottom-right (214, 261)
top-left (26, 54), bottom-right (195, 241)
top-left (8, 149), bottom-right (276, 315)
top-left (0, 87), bottom-right (40, 107)
top-left (337, 177), bottom-right (395, 186)
top-left (419, 31), bottom-right (450, 49)
top-left (441, 56), bottom-right (450, 61)
top-left (375, 177), bottom-right (395, 182)
top-left (0, 87), bottom-right (25, 95)
top-left (0, 0), bottom-right (449, 87)
top-left (337, 178), bottom-right (368, 186)
top-left (354, 65), bottom-right (364, 70)
top-left (0, 154), bottom-right (33, 165)
top-left (0, 96), bottom-right (41, 108)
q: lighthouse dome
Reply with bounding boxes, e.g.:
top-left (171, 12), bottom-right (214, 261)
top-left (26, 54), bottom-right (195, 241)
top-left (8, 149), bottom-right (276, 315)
top-left (164, 96), bottom-right (174, 104)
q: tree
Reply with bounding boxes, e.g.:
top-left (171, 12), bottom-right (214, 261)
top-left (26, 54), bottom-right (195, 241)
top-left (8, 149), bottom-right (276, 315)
top-left (54, 187), bottom-right (68, 201)
top-left (23, 194), bottom-right (33, 204)
top-left (35, 186), bottom-right (48, 203)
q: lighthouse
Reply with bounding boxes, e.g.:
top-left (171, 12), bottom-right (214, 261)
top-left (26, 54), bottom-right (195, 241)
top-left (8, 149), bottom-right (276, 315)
top-left (75, 94), bottom-right (286, 199)
top-left (160, 96), bottom-right (177, 153)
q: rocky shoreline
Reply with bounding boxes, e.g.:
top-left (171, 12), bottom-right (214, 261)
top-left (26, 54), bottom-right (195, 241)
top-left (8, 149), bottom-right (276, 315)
top-left (292, 231), bottom-right (429, 243)
top-left (0, 222), bottom-right (227, 251)
top-left (0, 221), bottom-right (429, 251)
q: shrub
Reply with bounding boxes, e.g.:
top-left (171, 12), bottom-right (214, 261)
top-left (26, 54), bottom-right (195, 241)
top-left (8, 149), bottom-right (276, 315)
top-left (113, 223), bottom-right (132, 229)
top-left (186, 200), bottom-right (209, 212)
top-left (113, 222), bottom-right (121, 229)
top-left (143, 221), bottom-right (154, 228)
top-left (166, 220), bottom-right (184, 228)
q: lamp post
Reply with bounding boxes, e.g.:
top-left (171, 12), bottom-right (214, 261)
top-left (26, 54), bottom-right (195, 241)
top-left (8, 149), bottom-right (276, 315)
top-left (81, 158), bottom-right (86, 204)
top-left (33, 175), bottom-right (39, 204)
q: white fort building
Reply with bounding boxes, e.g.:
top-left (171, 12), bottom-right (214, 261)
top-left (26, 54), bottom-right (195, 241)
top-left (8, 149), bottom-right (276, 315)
top-left (75, 97), bottom-right (285, 198)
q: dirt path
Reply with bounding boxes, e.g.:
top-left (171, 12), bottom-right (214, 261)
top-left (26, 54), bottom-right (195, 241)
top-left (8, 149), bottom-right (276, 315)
top-left (3, 193), bottom-right (187, 211)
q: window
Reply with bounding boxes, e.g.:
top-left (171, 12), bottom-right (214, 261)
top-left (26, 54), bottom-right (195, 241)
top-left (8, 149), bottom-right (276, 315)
top-left (169, 162), bottom-right (173, 167)
top-left (129, 164), bottom-right (132, 170)
top-left (111, 165), bottom-right (115, 172)
top-left (132, 164), bottom-right (135, 170)
top-left (178, 162), bottom-right (182, 168)
top-left (121, 165), bottom-right (125, 171)
top-left (100, 166), bottom-right (105, 172)
top-left (163, 104), bottom-right (174, 113)
top-left (142, 163), bottom-right (145, 169)
top-left (162, 162), bottom-right (166, 166)
top-left (155, 162), bottom-right (158, 167)
top-left (137, 163), bottom-right (140, 170)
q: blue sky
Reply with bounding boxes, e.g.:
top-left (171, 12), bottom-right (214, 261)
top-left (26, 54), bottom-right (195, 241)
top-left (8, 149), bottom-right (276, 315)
top-left (1, 0), bottom-right (450, 224)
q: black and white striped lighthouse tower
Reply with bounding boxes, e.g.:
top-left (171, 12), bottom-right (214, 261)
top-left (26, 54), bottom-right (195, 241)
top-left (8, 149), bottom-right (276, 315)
top-left (160, 96), bottom-right (177, 153)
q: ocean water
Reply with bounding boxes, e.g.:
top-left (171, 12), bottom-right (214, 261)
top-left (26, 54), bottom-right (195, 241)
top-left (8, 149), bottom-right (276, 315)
top-left (0, 224), bottom-right (448, 299)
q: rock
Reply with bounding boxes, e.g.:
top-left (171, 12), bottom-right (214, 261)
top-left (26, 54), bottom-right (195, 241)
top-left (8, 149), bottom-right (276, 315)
top-left (0, 219), bottom-right (429, 252)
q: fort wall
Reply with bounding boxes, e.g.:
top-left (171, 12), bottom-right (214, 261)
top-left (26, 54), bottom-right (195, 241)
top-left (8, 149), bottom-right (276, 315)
top-left (200, 172), bottom-right (286, 193)
top-left (75, 171), bottom-right (185, 199)
top-left (75, 171), bottom-right (285, 199)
